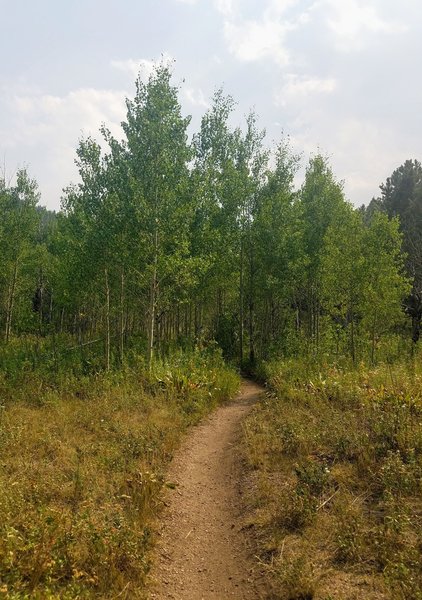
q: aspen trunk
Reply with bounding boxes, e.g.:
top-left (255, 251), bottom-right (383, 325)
top-left (5, 259), bottom-right (18, 343)
top-left (248, 241), bottom-right (255, 366)
top-left (315, 297), bottom-right (320, 352)
top-left (49, 288), bottom-right (53, 325)
top-left (120, 268), bottom-right (125, 365)
top-left (105, 268), bottom-right (110, 371)
top-left (350, 303), bottom-right (356, 364)
top-left (239, 235), bottom-right (244, 366)
top-left (371, 311), bottom-right (377, 365)
top-left (148, 227), bottom-right (158, 369)
top-left (60, 307), bottom-right (65, 334)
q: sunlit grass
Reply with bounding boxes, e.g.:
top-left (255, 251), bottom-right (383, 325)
top-left (0, 349), bottom-right (239, 599)
top-left (244, 352), bottom-right (422, 599)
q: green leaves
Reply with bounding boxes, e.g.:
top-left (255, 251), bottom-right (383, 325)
top-left (0, 169), bottom-right (43, 339)
top-left (321, 202), bottom-right (410, 361)
top-left (0, 65), bottom-right (417, 367)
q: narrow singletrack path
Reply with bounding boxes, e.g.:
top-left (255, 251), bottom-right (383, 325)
top-left (148, 380), bottom-right (267, 599)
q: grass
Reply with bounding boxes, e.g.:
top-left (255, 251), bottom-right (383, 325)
top-left (243, 354), bottom-right (422, 600)
top-left (0, 347), bottom-right (239, 598)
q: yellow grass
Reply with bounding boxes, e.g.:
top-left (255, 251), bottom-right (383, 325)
top-left (243, 357), bottom-right (422, 600)
top-left (0, 359), bottom-right (239, 598)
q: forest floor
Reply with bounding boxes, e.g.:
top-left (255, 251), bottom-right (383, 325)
top-left (147, 380), bottom-right (270, 600)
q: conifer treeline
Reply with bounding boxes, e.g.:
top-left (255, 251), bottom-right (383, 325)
top-left (0, 65), bottom-right (419, 369)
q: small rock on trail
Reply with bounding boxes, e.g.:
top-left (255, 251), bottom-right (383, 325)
top-left (148, 380), bottom-right (268, 600)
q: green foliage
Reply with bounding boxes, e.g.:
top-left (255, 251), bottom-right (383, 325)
top-left (373, 159), bottom-right (422, 344)
top-left (0, 169), bottom-right (44, 341)
top-left (321, 207), bottom-right (410, 362)
top-left (0, 65), bottom-right (417, 370)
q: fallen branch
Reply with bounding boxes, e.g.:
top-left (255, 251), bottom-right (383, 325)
top-left (317, 488), bottom-right (340, 511)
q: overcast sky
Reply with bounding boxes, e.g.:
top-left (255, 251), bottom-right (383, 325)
top-left (1, 0), bottom-right (421, 210)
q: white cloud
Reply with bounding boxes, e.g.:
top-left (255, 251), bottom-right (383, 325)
top-left (288, 108), bottom-right (419, 205)
top-left (322, 0), bottom-right (408, 50)
top-left (217, 0), bottom-right (409, 67)
top-left (182, 87), bottom-right (210, 109)
top-left (7, 87), bottom-right (126, 146)
top-left (224, 18), bottom-right (290, 65)
top-left (111, 53), bottom-right (175, 82)
top-left (214, 0), bottom-right (237, 18)
top-left (0, 84), bottom-right (128, 208)
top-left (111, 58), bottom-right (148, 80)
top-left (217, 0), bottom-right (316, 66)
top-left (267, 0), bottom-right (302, 15)
top-left (0, 71), bottom-right (208, 209)
top-left (276, 74), bottom-right (337, 107)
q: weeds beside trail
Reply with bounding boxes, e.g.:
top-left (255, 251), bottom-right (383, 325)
top-left (0, 349), bottom-right (239, 599)
top-left (243, 357), bottom-right (422, 600)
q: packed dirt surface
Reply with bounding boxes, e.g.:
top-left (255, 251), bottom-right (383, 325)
top-left (148, 380), bottom-right (268, 600)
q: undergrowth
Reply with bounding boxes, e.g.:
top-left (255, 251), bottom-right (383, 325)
top-left (244, 354), bottom-right (422, 600)
top-left (0, 347), bottom-right (239, 599)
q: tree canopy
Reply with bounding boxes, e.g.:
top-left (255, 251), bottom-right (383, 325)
top-left (0, 64), bottom-right (418, 369)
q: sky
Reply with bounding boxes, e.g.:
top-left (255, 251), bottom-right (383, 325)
top-left (0, 0), bottom-right (421, 210)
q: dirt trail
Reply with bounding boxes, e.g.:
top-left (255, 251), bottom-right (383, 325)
top-left (148, 380), bottom-right (267, 600)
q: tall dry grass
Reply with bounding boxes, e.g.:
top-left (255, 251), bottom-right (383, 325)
top-left (0, 349), bottom-right (239, 598)
top-left (244, 355), bottom-right (422, 600)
